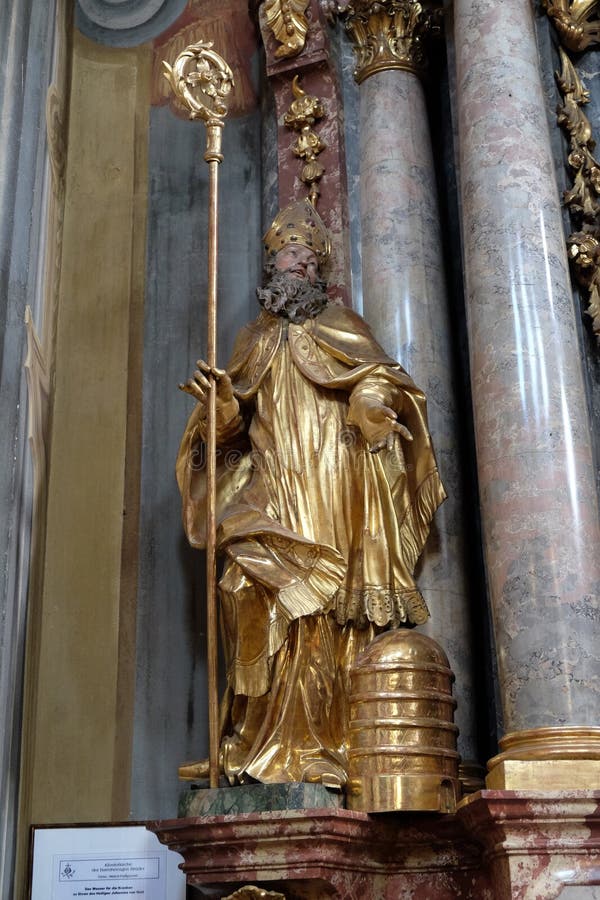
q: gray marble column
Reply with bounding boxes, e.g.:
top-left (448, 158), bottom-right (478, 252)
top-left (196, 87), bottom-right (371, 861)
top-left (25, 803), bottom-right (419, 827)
top-left (0, 0), bottom-right (62, 893)
top-left (350, 51), bottom-right (478, 762)
top-left (454, 0), bottom-right (600, 737)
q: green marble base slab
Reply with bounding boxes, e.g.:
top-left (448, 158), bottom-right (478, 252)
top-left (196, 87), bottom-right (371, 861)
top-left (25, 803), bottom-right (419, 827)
top-left (178, 781), bottom-right (345, 817)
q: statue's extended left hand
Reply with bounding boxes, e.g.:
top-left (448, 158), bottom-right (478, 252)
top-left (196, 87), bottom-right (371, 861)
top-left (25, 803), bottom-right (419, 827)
top-left (355, 400), bottom-right (413, 453)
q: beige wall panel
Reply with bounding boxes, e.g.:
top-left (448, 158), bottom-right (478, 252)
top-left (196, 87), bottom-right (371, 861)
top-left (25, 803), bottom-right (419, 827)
top-left (27, 32), bottom-right (150, 825)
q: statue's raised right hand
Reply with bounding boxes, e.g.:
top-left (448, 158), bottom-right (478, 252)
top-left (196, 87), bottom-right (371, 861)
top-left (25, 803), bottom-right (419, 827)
top-left (179, 359), bottom-right (236, 417)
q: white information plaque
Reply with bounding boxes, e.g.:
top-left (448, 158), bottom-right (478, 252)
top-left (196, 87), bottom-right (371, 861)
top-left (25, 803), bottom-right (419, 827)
top-left (29, 824), bottom-right (186, 900)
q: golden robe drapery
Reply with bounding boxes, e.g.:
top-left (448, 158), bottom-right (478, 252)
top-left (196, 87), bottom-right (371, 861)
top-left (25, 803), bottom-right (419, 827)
top-left (177, 304), bottom-right (445, 783)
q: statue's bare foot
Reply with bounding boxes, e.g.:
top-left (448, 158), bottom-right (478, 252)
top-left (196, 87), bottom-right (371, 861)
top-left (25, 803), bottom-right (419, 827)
top-left (302, 760), bottom-right (346, 791)
top-left (178, 759), bottom-right (210, 781)
top-left (178, 756), bottom-right (225, 781)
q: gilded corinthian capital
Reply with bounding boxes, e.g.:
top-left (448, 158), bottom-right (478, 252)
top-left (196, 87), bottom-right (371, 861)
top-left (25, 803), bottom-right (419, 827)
top-left (343, 0), bottom-right (442, 83)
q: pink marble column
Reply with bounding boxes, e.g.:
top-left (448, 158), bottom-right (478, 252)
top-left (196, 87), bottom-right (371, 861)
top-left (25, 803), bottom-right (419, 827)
top-left (454, 0), bottom-right (600, 733)
top-left (359, 69), bottom-right (478, 764)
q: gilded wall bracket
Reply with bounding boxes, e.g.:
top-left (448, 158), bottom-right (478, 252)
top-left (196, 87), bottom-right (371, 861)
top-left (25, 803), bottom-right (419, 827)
top-left (342, 0), bottom-right (443, 83)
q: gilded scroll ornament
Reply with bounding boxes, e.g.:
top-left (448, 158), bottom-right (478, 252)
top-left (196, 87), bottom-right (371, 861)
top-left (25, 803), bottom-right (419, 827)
top-left (283, 76), bottom-right (326, 206)
top-left (163, 41), bottom-right (233, 116)
top-left (551, 43), bottom-right (600, 337)
top-left (542, 0), bottom-right (600, 51)
top-left (163, 40), bottom-right (234, 160)
top-left (343, 0), bottom-right (443, 83)
top-left (153, 11), bottom-right (257, 117)
top-left (264, 0), bottom-right (310, 58)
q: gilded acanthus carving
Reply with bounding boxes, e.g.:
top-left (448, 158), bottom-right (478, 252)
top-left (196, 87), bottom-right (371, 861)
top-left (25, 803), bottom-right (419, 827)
top-left (542, 0), bottom-right (600, 51)
top-left (566, 232), bottom-right (600, 337)
top-left (556, 50), bottom-right (600, 217)
top-left (283, 75), bottom-right (326, 206)
top-left (264, 0), bottom-right (310, 58)
top-left (544, 2), bottom-right (600, 338)
top-left (342, 0), bottom-right (443, 83)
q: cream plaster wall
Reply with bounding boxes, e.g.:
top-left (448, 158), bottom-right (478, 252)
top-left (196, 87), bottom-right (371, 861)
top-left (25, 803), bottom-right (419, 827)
top-left (19, 29), bottom-right (151, 850)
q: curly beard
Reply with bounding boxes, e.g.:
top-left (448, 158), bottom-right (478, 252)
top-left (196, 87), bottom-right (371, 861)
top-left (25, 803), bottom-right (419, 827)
top-left (256, 264), bottom-right (329, 324)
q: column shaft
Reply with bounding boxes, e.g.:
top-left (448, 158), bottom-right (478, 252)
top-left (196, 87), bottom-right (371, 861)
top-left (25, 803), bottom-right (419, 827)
top-left (454, 0), bottom-right (600, 734)
top-left (359, 69), bottom-right (477, 761)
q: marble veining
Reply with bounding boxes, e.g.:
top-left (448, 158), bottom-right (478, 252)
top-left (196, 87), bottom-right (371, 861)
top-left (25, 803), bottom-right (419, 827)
top-left (150, 791), bottom-right (600, 898)
top-left (358, 68), bottom-right (476, 759)
top-left (454, 0), bottom-right (600, 731)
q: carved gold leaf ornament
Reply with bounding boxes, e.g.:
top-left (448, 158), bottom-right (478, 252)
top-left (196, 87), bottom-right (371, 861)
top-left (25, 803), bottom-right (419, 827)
top-left (542, 0), bottom-right (600, 51)
top-left (568, 231), bottom-right (600, 335)
top-left (222, 888), bottom-right (286, 900)
top-left (542, 0), bottom-right (600, 337)
top-left (283, 74), bottom-right (325, 128)
top-left (548, 34), bottom-right (600, 338)
top-left (555, 54), bottom-right (600, 219)
top-left (284, 75), bottom-right (327, 206)
top-left (264, 0), bottom-right (310, 58)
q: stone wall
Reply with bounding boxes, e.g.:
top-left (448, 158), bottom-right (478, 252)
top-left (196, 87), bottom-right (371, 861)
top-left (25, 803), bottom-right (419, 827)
top-left (0, 0), bottom-right (68, 893)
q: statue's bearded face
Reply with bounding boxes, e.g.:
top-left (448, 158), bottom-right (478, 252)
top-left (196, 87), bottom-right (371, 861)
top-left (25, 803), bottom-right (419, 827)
top-left (274, 245), bottom-right (319, 284)
top-left (257, 245), bottom-right (328, 324)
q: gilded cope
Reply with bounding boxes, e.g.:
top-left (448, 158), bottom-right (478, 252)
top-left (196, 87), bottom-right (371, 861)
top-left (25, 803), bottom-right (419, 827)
top-left (177, 200), bottom-right (445, 788)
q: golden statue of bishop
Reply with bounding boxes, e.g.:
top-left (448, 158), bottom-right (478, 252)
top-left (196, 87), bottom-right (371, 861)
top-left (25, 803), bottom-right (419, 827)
top-left (177, 200), bottom-right (446, 789)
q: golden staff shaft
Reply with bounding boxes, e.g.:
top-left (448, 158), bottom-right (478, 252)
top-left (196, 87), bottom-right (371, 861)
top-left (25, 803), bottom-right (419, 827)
top-left (206, 157), bottom-right (219, 789)
top-left (163, 43), bottom-right (234, 790)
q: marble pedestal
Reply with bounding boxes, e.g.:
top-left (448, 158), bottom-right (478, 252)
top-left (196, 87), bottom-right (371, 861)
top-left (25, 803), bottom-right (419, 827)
top-left (150, 789), bottom-right (600, 898)
top-left (179, 782), bottom-right (343, 817)
top-left (460, 791), bottom-right (600, 899)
